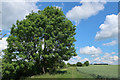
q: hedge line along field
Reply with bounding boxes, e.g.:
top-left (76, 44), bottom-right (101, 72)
top-left (77, 65), bottom-right (118, 78)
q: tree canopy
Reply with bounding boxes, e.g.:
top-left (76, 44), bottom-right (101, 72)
top-left (2, 6), bottom-right (76, 79)
top-left (84, 61), bottom-right (89, 66)
top-left (76, 62), bottom-right (82, 67)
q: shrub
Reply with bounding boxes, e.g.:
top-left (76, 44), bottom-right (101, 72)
top-left (76, 62), bottom-right (82, 67)
top-left (84, 61), bottom-right (89, 66)
top-left (60, 62), bottom-right (66, 68)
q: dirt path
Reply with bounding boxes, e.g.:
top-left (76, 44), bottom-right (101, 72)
top-left (70, 67), bottom-right (78, 78)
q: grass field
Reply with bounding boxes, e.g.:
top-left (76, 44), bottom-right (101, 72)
top-left (21, 65), bottom-right (119, 79)
top-left (77, 65), bottom-right (118, 78)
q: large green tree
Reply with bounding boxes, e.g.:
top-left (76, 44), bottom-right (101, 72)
top-left (2, 6), bottom-right (76, 79)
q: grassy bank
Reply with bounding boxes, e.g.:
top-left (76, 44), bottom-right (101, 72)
top-left (26, 67), bottom-right (93, 79)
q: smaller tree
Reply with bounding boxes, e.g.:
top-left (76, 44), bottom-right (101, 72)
top-left (76, 62), bottom-right (82, 67)
top-left (84, 61), bottom-right (89, 66)
top-left (72, 64), bottom-right (76, 66)
top-left (67, 63), bottom-right (70, 66)
top-left (59, 62), bottom-right (66, 68)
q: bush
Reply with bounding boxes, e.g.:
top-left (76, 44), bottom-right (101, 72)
top-left (71, 64), bottom-right (76, 66)
top-left (76, 62), bottom-right (82, 67)
top-left (60, 62), bottom-right (66, 68)
top-left (84, 61), bottom-right (89, 66)
top-left (67, 63), bottom-right (70, 66)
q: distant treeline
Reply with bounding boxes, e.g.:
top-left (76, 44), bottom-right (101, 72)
top-left (93, 63), bottom-right (108, 65)
top-left (67, 61), bottom-right (90, 67)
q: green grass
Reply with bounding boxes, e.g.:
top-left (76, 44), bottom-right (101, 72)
top-left (23, 65), bottom-right (119, 79)
top-left (77, 65), bottom-right (118, 78)
top-left (26, 67), bottom-right (94, 78)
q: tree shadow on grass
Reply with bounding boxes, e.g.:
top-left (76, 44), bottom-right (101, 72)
top-left (56, 70), bottom-right (67, 74)
top-left (49, 69), bottom-right (67, 75)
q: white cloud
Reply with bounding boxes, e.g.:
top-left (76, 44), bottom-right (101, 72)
top-left (67, 56), bottom-right (81, 64)
top-left (2, 0), bottom-right (39, 30)
top-left (61, 2), bottom-right (64, 6)
top-left (80, 58), bottom-right (89, 63)
top-left (73, 56), bottom-right (81, 60)
top-left (67, 52), bottom-right (118, 65)
top-left (102, 53), bottom-right (118, 64)
top-left (95, 14), bottom-right (118, 41)
top-left (53, 2), bottom-right (64, 10)
top-left (79, 46), bottom-right (102, 55)
top-left (66, 0), bottom-right (106, 25)
top-left (0, 37), bottom-right (8, 54)
top-left (80, 0), bottom-right (106, 3)
top-left (1, 0), bottom-right (40, 2)
top-left (111, 52), bottom-right (116, 54)
top-left (55, 6), bottom-right (62, 9)
top-left (91, 52), bottom-right (118, 64)
top-left (102, 40), bottom-right (117, 46)
top-left (113, 56), bottom-right (118, 61)
top-left (67, 56), bottom-right (90, 64)
top-left (93, 57), bottom-right (100, 62)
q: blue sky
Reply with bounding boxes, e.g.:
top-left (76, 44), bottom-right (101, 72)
top-left (0, 1), bottom-right (119, 64)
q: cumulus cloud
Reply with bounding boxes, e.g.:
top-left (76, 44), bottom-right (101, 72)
top-left (102, 40), bottom-right (117, 46)
top-left (101, 53), bottom-right (118, 64)
top-left (79, 46), bottom-right (102, 55)
top-left (80, 58), bottom-right (89, 63)
top-left (67, 56), bottom-right (90, 64)
top-left (0, 37), bottom-right (8, 56)
top-left (66, 0), bottom-right (106, 25)
top-left (92, 52), bottom-right (118, 64)
top-left (2, 0), bottom-right (39, 30)
top-left (111, 52), bottom-right (116, 54)
top-left (55, 6), bottom-right (62, 9)
top-left (1, 0), bottom-right (40, 2)
top-left (67, 56), bottom-right (81, 64)
top-left (53, 2), bottom-right (64, 10)
top-left (67, 52), bottom-right (118, 65)
top-left (95, 14), bottom-right (118, 41)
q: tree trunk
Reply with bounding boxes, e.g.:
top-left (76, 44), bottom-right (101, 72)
top-left (42, 67), bottom-right (45, 74)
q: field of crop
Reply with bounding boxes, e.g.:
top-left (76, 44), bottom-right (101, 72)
top-left (77, 65), bottom-right (118, 78)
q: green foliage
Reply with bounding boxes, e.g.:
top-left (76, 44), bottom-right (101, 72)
top-left (2, 6), bottom-right (76, 80)
top-left (59, 62), bottom-right (66, 68)
top-left (67, 63), bottom-right (70, 66)
top-left (84, 61), bottom-right (89, 66)
top-left (67, 63), bottom-right (77, 66)
top-left (69, 64), bottom-right (76, 66)
top-left (76, 62), bottom-right (82, 67)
